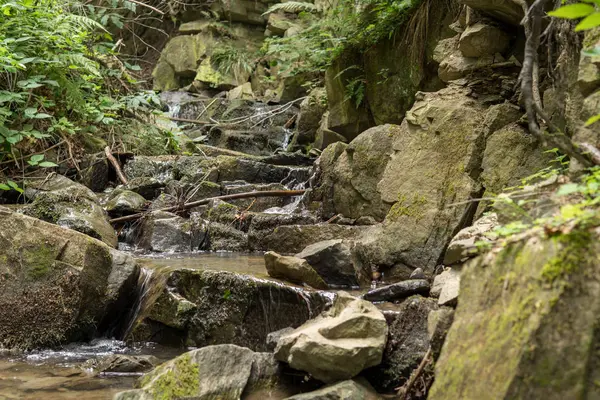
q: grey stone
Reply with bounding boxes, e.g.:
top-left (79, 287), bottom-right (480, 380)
top-left (444, 213), bottom-right (498, 265)
top-left (84, 354), bottom-right (159, 375)
top-left (106, 190), bottom-right (146, 216)
top-left (296, 239), bottom-right (361, 287)
top-left (431, 268), bottom-right (461, 307)
top-left (275, 293), bottom-right (388, 383)
top-left (264, 251), bottom-right (328, 289)
top-left (266, 327), bottom-right (295, 352)
top-left (286, 379), bottom-right (381, 400)
top-left (427, 307), bottom-right (454, 359)
top-left (409, 268), bottom-right (426, 279)
top-left (137, 211), bottom-right (206, 252)
top-left (459, 22), bottom-right (510, 58)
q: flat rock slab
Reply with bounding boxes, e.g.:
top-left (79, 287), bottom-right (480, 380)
top-left (363, 279), bottom-right (430, 302)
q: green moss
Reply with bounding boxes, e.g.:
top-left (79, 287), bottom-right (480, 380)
top-left (142, 354), bottom-right (200, 400)
top-left (387, 193), bottom-right (428, 222)
top-left (541, 231), bottom-right (592, 284)
top-left (21, 245), bottom-right (57, 279)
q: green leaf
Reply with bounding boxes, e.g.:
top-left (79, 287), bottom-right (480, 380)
top-left (6, 180), bottom-right (18, 189)
top-left (581, 0), bottom-right (600, 6)
top-left (30, 154), bottom-right (44, 163)
top-left (38, 161), bottom-right (58, 168)
top-left (548, 4), bottom-right (595, 19)
top-left (556, 183), bottom-right (582, 196)
top-left (0, 184), bottom-right (10, 191)
top-left (576, 12), bottom-right (600, 30)
top-left (33, 113), bottom-right (52, 119)
top-left (586, 113), bottom-right (600, 126)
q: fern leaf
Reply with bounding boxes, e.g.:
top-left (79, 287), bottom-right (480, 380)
top-left (62, 14), bottom-right (108, 33)
top-left (263, 2), bottom-right (318, 16)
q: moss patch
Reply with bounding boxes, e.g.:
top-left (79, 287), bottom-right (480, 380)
top-left (141, 354), bottom-right (200, 400)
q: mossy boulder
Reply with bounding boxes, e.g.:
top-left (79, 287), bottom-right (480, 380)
top-left (0, 209), bottom-right (136, 349)
top-left (430, 227), bottom-right (600, 399)
top-left (137, 211), bottom-right (207, 253)
top-left (129, 268), bottom-right (332, 350)
top-left (354, 85), bottom-right (488, 271)
top-left (106, 190), bottom-right (147, 216)
top-left (152, 35), bottom-right (207, 91)
top-left (115, 345), bottom-right (288, 400)
top-left (296, 87), bottom-right (328, 145)
top-left (22, 174), bottom-right (117, 247)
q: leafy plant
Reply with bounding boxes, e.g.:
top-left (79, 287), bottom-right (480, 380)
top-left (548, 1), bottom-right (600, 31)
top-left (211, 46), bottom-right (255, 81)
top-left (263, 2), bottom-right (318, 15)
top-left (27, 154), bottom-right (57, 168)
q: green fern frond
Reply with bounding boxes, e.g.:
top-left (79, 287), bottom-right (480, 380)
top-left (62, 14), bottom-right (108, 33)
top-left (57, 53), bottom-right (101, 77)
top-left (263, 2), bottom-right (318, 16)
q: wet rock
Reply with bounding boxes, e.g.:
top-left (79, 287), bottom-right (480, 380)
top-left (131, 269), bottom-right (332, 351)
top-left (124, 177), bottom-right (165, 200)
top-left (295, 239), bottom-right (362, 287)
top-left (427, 307), bottom-right (454, 359)
top-left (356, 216), bottom-right (378, 226)
top-left (84, 355), bottom-right (159, 375)
top-left (114, 345), bottom-right (283, 400)
top-left (123, 156), bottom-right (176, 182)
top-left (275, 292), bottom-right (387, 383)
top-left (260, 151), bottom-right (314, 167)
top-left (223, 182), bottom-right (288, 212)
top-left (22, 174), bottom-right (117, 247)
top-left (205, 222), bottom-right (248, 251)
top-left (409, 268), bottom-right (426, 279)
top-left (0, 209), bottom-right (124, 349)
top-left (105, 190), bottom-right (147, 216)
top-left (80, 154), bottom-right (109, 192)
top-left (429, 229), bottom-right (600, 399)
top-left (364, 296), bottom-right (438, 392)
top-left (459, 22), bottom-right (510, 58)
top-left (286, 379), bottom-right (381, 400)
top-left (266, 327), bottom-right (295, 352)
top-left (363, 280), bottom-right (430, 303)
top-left (137, 211), bottom-right (206, 252)
top-left (247, 213), bottom-right (319, 250)
top-left (297, 87), bottom-right (328, 145)
top-left (262, 224), bottom-right (366, 254)
top-left (444, 213), bottom-right (498, 265)
top-left (264, 251), bottom-right (328, 289)
top-left (165, 180), bottom-right (222, 203)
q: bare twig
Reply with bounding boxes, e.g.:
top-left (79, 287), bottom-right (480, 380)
top-left (109, 189), bottom-right (307, 224)
top-left (126, 0), bottom-right (165, 15)
top-left (397, 347), bottom-right (433, 399)
top-left (104, 146), bottom-right (128, 185)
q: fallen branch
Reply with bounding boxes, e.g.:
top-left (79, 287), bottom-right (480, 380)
top-left (104, 146), bottom-right (128, 185)
top-left (109, 189), bottom-right (307, 224)
top-left (397, 347), bottom-right (433, 399)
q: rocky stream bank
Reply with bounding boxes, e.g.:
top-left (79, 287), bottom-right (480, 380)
top-left (2, 0), bottom-right (600, 398)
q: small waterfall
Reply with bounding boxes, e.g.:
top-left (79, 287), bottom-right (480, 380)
top-left (121, 266), bottom-right (169, 341)
top-left (263, 167), bottom-right (313, 215)
top-left (280, 128), bottom-right (292, 151)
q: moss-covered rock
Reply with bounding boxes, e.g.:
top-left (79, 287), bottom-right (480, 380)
top-left (0, 209), bottom-right (133, 349)
top-left (129, 268), bottom-right (332, 350)
top-left (430, 227), bottom-right (600, 399)
top-left (106, 190), bottom-right (147, 216)
top-left (115, 345), bottom-right (286, 400)
top-left (22, 175), bottom-right (117, 247)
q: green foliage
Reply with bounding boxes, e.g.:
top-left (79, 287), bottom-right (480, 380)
top-left (261, 0), bottom-right (424, 77)
top-left (211, 46), bottom-right (255, 81)
top-left (549, 1), bottom-right (600, 31)
top-left (263, 1), bottom-right (318, 15)
top-left (0, 0), bottom-right (173, 169)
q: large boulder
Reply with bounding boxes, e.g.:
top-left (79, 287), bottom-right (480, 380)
top-left (295, 239), bottom-right (363, 287)
top-left (354, 85), bottom-right (488, 271)
top-left (264, 251), bottom-right (328, 289)
top-left (443, 213), bottom-right (498, 264)
top-left (129, 268), bottom-right (332, 350)
top-left (105, 190), bottom-right (147, 216)
top-left (316, 124), bottom-right (397, 221)
top-left (0, 209), bottom-right (136, 349)
top-left (296, 88), bottom-right (328, 145)
top-left (115, 345), bottom-right (286, 400)
top-left (364, 296), bottom-right (438, 392)
top-left (275, 293), bottom-right (388, 383)
top-left (459, 22), bottom-right (510, 58)
top-left (430, 228), bottom-right (600, 399)
top-left (22, 174), bottom-right (117, 247)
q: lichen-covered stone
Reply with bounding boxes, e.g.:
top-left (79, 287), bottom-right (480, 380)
top-left (115, 345), bottom-right (283, 400)
top-left (430, 228), bottom-right (600, 399)
top-left (296, 239), bottom-right (364, 287)
top-left (0, 209), bottom-right (130, 349)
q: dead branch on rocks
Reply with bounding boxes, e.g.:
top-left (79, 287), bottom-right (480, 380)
top-left (104, 146), bottom-right (128, 185)
top-left (109, 189), bottom-right (306, 224)
top-left (520, 0), bottom-right (599, 168)
top-left (397, 347), bottom-right (433, 399)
